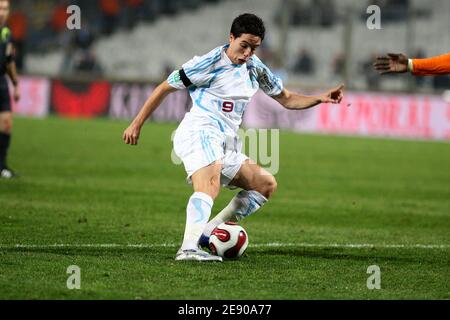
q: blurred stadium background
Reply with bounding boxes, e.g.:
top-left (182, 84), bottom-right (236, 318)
top-left (13, 0), bottom-right (450, 89)
top-left (8, 0), bottom-right (450, 140)
top-left (1, 0), bottom-right (449, 299)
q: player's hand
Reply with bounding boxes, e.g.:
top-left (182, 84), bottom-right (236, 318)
top-left (373, 53), bottom-right (408, 74)
top-left (13, 86), bottom-right (20, 102)
top-left (123, 123), bottom-right (141, 145)
top-left (320, 84), bottom-right (344, 104)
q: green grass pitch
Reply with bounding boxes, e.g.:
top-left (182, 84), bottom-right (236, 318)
top-left (0, 117), bottom-right (449, 299)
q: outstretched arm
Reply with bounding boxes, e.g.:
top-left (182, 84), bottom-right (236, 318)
top-left (123, 80), bottom-right (178, 145)
top-left (410, 53), bottom-right (450, 76)
top-left (273, 84), bottom-right (344, 110)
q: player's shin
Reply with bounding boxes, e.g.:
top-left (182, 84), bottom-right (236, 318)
top-left (202, 190), bottom-right (268, 237)
top-left (180, 192), bottom-right (214, 251)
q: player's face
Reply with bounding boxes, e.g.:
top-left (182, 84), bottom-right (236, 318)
top-left (228, 33), bottom-right (261, 64)
top-left (0, 1), bottom-right (10, 25)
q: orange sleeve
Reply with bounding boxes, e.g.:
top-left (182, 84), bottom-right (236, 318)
top-left (412, 53), bottom-right (450, 76)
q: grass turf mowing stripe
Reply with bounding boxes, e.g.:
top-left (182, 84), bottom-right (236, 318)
top-left (1, 243), bottom-right (449, 249)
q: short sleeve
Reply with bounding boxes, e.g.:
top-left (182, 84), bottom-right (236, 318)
top-left (2, 27), bottom-right (13, 61)
top-left (1, 27), bottom-right (12, 44)
top-left (252, 56), bottom-right (284, 96)
top-left (167, 47), bottom-right (222, 90)
top-left (167, 70), bottom-right (186, 90)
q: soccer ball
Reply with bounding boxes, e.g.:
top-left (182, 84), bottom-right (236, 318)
top-left (209, 222), bottom-right (249, 259)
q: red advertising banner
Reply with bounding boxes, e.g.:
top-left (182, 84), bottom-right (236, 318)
top-left (244, 91), bottom-right (450, 140)
top-left (51, 80), bottom-right (111, 118)
top-left (10, 76), bottom-right (50, 117)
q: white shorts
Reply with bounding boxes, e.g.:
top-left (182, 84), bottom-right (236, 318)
top-left (173, 121), bottom-right (248, 188)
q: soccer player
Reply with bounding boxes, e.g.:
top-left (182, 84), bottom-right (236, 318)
top-left (123, 13), bottom-right (344, 261)
top-left (0, 0), bottom-right (20, 179)
top-left (373, 52), bottom-right (450, 75)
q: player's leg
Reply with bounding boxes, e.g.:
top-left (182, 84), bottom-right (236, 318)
top-left (191, 160), bottom-right (222, 200)
top-left (181, 160), bottom-right (221, 250)
top-left (176, 160), bottom-right (224, 261)
top-left (229, 159), bottom-right (277, 199)
top-left (173, 125), bottom-right (225, 261)
top-left (0, 110), bottom-right (14, 178)
top-left (201, 159), bottom-right (276, 238)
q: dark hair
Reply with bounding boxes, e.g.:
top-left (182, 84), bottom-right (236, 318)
top-left (230, 13), bottom-right (265, 41)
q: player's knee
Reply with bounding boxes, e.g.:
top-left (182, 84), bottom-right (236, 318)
top-left (6, 119), bottom-right (12, 133)
top-left (201, 184), bottom-right (220, 200)
top-left (258, 175), bottom-right (277, 199)
top-left (266, 176), bottom-right (278, 198)
top-left (0, 117), bottom-right (12, 134)
top-left (194, 176), bottom-right (221, 200)
top-left (208, 175), bottom-right (221, 199)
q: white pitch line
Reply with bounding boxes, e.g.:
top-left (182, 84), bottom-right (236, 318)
top-left (251, 242), bottom-right (450, 249)
top-left (0, 243), bottom-right (448, 249)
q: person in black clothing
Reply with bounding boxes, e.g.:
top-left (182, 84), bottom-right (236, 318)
top-left (0, 0), bottom-right (20, 179)
top-left (293, 48), bottom-right (315, 75)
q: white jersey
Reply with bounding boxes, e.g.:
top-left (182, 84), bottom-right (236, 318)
top-left (167, 44), bottom-right (283, 135)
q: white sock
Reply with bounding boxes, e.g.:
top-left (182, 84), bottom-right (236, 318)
top-left (202, 190), bottom-right (268, 237)
top-left (181, 192), bottom-right (214, 251)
